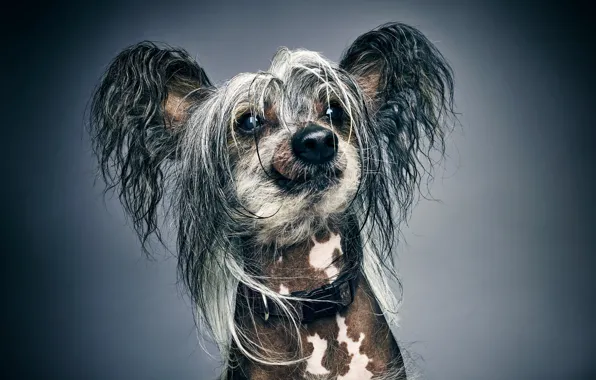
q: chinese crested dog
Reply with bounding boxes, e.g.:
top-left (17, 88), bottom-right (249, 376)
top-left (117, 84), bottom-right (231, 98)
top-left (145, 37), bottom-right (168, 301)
top-left (90, 22), bottom-right (455, 379)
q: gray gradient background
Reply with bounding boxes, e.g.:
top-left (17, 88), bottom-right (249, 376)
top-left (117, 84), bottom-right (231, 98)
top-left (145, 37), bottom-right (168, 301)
top-left (5, 0), bottom-right (596, 379)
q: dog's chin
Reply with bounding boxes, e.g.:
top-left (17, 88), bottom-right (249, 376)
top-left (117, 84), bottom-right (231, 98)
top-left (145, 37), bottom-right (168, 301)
top-left (243, 167), bottom-right (358, 245)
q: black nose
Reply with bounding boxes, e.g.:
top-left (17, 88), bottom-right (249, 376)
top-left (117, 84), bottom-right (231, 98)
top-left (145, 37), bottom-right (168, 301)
top-left (292, 124), bottom-right (338, 164)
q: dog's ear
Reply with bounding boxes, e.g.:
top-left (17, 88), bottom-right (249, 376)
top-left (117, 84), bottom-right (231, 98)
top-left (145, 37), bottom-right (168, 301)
top-left (340, 23), bottom-right (455, 210)
top-left (90, 41), bottom-right (213, 250)
top-left (340, 22), bottom-right (454, 116)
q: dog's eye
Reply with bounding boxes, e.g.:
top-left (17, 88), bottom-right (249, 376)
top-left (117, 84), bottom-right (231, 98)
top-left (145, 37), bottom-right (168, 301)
top-left (325, 105), bottom-right (344, 123)
top-left (236, 113), bottom-right (262, 133)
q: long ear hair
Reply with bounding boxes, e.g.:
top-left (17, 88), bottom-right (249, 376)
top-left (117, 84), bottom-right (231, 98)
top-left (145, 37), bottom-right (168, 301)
top-left (89, 41), bottom-right (213, 250)
top-left (339, 23), bottom-right (456, 324)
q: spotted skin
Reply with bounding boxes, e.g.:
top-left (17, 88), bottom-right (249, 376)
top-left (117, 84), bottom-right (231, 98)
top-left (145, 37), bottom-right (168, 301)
top-left (236, 229), bottom-right (403, 379)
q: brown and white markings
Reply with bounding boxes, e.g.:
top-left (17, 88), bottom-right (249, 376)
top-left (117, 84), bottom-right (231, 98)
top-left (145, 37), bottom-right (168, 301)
top-left (238, 230), bottom-right (404, 380)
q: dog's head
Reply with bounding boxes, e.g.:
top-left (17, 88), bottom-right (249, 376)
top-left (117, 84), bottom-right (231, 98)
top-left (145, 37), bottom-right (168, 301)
top-left (90, 22), bottom-right (454, 353)
top-left (92, 23), bottom-right (453, 246)
top-left (181, 48), bottom-right (367, 245)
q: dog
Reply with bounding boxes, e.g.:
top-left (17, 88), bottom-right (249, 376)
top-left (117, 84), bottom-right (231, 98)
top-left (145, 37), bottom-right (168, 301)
top-left (90, 22), bottom-right (455, 380)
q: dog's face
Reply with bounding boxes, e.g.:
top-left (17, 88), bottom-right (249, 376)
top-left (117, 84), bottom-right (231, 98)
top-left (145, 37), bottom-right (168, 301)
top-left (188, 50), bottom-right (366, 243)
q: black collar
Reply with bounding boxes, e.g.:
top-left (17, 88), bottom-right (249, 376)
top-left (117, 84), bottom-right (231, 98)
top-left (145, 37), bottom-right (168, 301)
top-left (247, 264), bottom-right (360, 324)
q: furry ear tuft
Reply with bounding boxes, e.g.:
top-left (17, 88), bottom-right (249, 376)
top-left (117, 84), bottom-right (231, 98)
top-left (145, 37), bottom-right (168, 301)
top-left (341, 23), bottom-right (456, 218)
top-left (89, 41), bottom-right (213, 250)
top-left (340, 22), bottom-right (454, 112)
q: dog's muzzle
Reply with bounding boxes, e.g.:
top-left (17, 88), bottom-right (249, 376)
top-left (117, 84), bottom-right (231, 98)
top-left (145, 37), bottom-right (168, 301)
top-left (272, 124), bottom-right (343, 192)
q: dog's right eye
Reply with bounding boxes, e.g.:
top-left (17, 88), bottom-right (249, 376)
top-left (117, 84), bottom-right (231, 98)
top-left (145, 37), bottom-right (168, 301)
top-left (325, 104), bottom-right (344, 124)
top-left (236, 113), bottom-right (262, 134)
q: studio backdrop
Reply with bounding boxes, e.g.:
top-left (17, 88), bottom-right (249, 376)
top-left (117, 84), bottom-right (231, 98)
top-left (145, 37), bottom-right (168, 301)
top-left (5, 1), bottom-right (595, 379)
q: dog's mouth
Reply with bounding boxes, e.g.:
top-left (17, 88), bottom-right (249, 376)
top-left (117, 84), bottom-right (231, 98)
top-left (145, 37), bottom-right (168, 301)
top-left (270, 164), bottom-right (343, 193)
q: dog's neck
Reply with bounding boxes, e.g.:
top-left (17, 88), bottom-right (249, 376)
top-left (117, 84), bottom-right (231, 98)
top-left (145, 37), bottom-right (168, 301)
top-left (263, 228), bottom-right (346, 295)
top-left (232, 223), bottom-right (406, 380)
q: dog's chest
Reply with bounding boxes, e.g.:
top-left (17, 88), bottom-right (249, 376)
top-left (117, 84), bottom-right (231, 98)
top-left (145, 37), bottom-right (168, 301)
top-left (245, 232), bottom-right (399, 379)
top-left (246, 283), bottom-right (399, 379)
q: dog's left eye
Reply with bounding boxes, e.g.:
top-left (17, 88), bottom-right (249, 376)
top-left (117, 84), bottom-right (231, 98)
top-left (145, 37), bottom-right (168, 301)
top-left (325, 105), bottom-right (344, 123)
top-left (236, 113), bottom-right (263, 133)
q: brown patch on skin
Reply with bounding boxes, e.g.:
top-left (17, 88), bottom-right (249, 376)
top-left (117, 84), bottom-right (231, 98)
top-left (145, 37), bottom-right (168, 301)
top-left (332, 247), bottom-right (342, 261)
top-left (314, 229), bottom-right (331, 243)
top-left (321, 337), bottom-right (351, 376)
